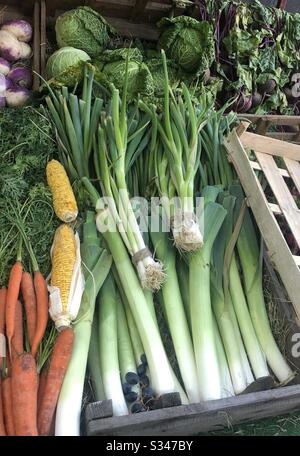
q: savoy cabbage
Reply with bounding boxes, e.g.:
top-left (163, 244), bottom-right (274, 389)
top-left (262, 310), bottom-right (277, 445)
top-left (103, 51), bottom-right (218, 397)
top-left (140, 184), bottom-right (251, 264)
top-left (55, 6), bottom-right (116, 57)
top-left (157, 16), bottom-right (215, 75)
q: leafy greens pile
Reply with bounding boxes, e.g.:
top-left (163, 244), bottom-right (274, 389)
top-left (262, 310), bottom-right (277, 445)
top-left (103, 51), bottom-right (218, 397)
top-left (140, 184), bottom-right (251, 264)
top-left (0, 107), bottom-right (59, 285)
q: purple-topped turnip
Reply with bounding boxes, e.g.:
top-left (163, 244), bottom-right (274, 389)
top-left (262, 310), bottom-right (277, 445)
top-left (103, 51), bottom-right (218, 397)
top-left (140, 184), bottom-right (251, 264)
top-left (0, 30), bottom-right (21, 61)
top-left (1, 20), bottom-right (32, 43)
top-left (8, 66), bottom-right (32, 88)
top-left (19, 42), bottom-right (32, 59)
top-left (5, 86), bottom-right (31, 107)
top-left (0, 57), bottom-right (10, 75)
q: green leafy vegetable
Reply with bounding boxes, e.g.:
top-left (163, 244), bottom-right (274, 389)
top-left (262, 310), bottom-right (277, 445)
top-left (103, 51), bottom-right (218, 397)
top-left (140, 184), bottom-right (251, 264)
top-left (157, 16), bottom-right (215, 74)
top-left (55, 6), bottom-right (116, 57)
top-left (46, 46), bottom-right (91, 86)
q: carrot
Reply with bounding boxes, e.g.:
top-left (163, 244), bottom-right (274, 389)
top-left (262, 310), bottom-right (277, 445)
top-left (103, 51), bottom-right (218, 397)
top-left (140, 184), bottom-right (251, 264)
top-left (38, 328), bottom-right (74, 436)
top-left (6, 261), bottom-right (23, 357)
top-left (11, 300), bottom-right (23, 362)
top-left (21, 272), bottom-right (37, 348)
top-left (31, 272), bottom-right (49, 358)
top-left (2, 377), bottom-right (15, 436)
top-left (37, 367), bottom-right (48, 413)
top-left (11, 353), bottom-right (38, 436)
top-left (0, 379), bottom-right (6, 436)
top-left (0, 288), bottom-right (6, 371)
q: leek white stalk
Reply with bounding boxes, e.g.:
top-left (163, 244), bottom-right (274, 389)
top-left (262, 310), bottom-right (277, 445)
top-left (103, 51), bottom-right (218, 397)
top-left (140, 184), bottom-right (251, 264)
top-left (229, 253), bottom-right (269, 379)
top-left (211, 192), bottom-right (248, 394)
top-left (228, 295), bottom-right (254, 385)
top-left (150, 228), bottom-right (200, 404)
top-left (189, 202), bottom-right (227, 400)
top-left (117, 295), bottom-right (139, 382)
top-left (230, 184), bottom-right (294, 384)
top-left (98, 274), bottom-right (128, 416)
top-left (88, 314), bottom-right (105, 401)
top-left (55, 213), bottom-right (112, 436)
top-left (213, 317), bottom-right (235, 398)
top-left (95, 207), bottom-right (176, 397)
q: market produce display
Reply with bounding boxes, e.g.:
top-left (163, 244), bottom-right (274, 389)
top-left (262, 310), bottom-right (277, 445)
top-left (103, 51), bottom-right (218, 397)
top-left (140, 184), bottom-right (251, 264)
top-left (0, 1), bottom-right (298, 437)
top-left (0, 19), bottom-right (33, 107)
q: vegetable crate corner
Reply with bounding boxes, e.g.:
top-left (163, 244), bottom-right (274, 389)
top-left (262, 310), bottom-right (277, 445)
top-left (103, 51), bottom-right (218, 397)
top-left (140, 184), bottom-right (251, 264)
top-left (85, 250), bottom-right (300, 436)
top-left (0, 0), bottom-right (41, 94)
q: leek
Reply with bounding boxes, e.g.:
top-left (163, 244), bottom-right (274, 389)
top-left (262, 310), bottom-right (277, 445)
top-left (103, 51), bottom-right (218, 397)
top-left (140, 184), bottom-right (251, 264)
top-left (98, 274), bottom-right (128, 416)
top-left (189, 201), bottom-right (227, 400)
top-left (55, 212), bottom-right (112, 436)
top-left (150, 227), bottom-right (200, 404)
top-left (230, 184), bottom-right (294, 384)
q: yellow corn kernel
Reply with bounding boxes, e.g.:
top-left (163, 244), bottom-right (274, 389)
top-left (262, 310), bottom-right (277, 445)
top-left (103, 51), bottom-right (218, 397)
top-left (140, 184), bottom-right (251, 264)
top-left (51, 224), bottom-right (76, 312)
top-left (46, 159), bottom-right (78, 223)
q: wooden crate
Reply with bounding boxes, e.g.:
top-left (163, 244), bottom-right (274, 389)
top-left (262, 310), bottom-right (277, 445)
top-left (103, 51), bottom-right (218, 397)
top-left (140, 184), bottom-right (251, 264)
top-left (85, 253), bottom-right (300, 436)
top-left (0, 0), bottom-right (41, 90)
top-left (225, 123), bottom-right (300, 322)
top-left (237, 115), bottom-right (300, 144)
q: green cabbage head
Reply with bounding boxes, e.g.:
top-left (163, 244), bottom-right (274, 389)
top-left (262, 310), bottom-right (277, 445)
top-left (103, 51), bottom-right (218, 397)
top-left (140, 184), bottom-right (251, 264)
top-left (94, 48), bottom-right (153, 100)
top-left (55, 6), bottom-right (116, 57)
top-left (157, 16), bottom-right (215, 74)
top-left (46, 46), bottom-right (91, 80)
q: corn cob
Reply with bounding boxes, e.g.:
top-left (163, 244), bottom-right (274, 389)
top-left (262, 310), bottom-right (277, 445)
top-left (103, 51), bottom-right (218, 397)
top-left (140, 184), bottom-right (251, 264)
top-left (46, 159), bottom-right (78, 223)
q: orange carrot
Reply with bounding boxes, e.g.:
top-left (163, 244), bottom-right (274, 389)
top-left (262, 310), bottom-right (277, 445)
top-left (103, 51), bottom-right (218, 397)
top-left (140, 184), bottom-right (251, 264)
top-left (2, 377), bottom-right (15, 436)
top-left (11, 300), bottom-right (23, 362)
top-left (0, 379), bottom-right (6, 436)
top-left (21, 272), bottom-right (37, 348)
top-left (38, 328), bottom-right (74, 436)
top-left (6, 261), bottom-right (23, 357)
top-left (31, 272), bottom-right (49, 358)
top-left (0, 288), bottom-right (6, 371)
top-left (11, 353), bottom-right (38, 436)
top-left (37, 367), bottom-right (48, 413)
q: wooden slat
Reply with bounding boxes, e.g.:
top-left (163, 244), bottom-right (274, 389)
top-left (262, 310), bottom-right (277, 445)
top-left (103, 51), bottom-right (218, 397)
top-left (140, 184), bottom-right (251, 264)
top-left (40, 0), bottom-right (46, 78)
top-left (105, 17), bottom-right (159, 40)
top-left (224, 129), bottom-right (300, 321)
top-left (131, 0), bottom-right (148, 19)
top-left (293, 256), bottom-right (300, 267)
top-left (238, 114), bottom-right (300, 127)
top-left (87, 384), bottom-right (300, 436)
top-left (269, 203), bottom-right (282, 215)
top-left (250, 160), bottom-right (290, 178)
top-left (255, 152), bottom-right (300, 248)
top-left (284, 158), bottom-right (300, 195)
top-left (241, 131), bottom-right (300, 161)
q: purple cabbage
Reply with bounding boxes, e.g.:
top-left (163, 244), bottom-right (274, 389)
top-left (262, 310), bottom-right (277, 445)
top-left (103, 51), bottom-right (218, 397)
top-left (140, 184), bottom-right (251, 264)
top-left (8, 66), bottom-right (32, 88)
top-left (0, 95), bottom-right (5, 108)
top-left (0, 57), bottom-right (10, 75)
top-left (1, 20), bottom-right (32, 43)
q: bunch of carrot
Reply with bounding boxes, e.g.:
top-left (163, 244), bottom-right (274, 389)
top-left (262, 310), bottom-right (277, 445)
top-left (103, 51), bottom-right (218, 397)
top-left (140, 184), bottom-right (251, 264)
top-left (0, 230), bottom-right (74, 436)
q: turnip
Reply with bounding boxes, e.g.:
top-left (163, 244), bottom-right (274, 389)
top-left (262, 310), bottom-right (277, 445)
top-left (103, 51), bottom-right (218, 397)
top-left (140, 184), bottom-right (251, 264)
top-left (0, 57), bottom-right (11, 75)
top-left (0, 30), bottom-right (22, 61)
top-left (19, 42), bottom-right (32, 59)
top-left (5, 86), bottom-right (31, 107)
top-left (8, 66), bottom-right (32, 88)
top-left (1, 20), bottom-right (32, 42)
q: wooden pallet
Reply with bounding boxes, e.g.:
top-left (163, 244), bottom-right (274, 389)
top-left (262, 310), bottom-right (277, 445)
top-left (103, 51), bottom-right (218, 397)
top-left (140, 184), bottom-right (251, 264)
top-left (237, 115), bottom-right (300, 144)
top-left (225, 122), bottom-right (300, 322)
top-left (0, 0), bottom-right (41, 90)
